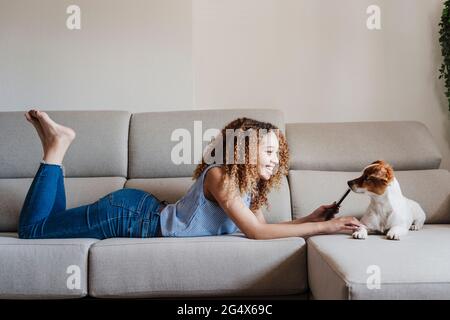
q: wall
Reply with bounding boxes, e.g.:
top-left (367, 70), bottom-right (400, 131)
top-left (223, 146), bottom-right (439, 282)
top-left (1, 0), bottom-right (449, 169)
top-left (0, 0), bottom-right (192, 111)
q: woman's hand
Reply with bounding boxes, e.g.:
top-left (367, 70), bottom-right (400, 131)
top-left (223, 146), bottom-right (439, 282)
top-left (307, 203), bottom-right (339, 222)
top-left (320, 216), bottom-right (362, 234)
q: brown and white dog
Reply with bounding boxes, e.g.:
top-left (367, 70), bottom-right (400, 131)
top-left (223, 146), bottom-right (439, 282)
top-left (347, 160), bottom-right (426, 240)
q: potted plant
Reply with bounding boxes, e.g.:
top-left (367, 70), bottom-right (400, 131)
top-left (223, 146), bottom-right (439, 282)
top-left (439, 0), bottom-right (450, 112)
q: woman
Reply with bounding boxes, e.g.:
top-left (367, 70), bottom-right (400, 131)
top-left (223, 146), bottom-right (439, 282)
top-left (18, 109), bottom-right (362, 239)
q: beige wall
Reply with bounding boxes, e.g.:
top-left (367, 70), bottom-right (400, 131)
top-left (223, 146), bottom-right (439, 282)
top-left (0, 0), bottom-right (193, 111)
top-left (1, 0), bottom-right (449, 170)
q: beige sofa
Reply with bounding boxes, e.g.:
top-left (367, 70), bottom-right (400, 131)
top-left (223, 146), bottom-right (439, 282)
top-left (0, 109), bottom-right (448, 300)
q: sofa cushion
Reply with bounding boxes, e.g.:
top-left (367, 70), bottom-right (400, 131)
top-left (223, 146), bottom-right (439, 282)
top-left (307, 225), bottom-right (450, 300)
top-left (89, 234), bottom-right (307, 298)
top-left (0, 177), bottom-right (127, 232)
top-left (289, 169), bottom-right (450, 223)
top-left (125, 175), bottom-right (292, 223)
top-left (0, 233), bottom-right (98, 299)
top-left (286, 121), bottom-right (442, 171)
top-left (0, 111), bottom-right (130, 178)
top-left (128, 108), bottom-right (285, 178)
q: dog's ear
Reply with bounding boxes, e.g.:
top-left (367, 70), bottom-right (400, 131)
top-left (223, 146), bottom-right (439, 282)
top-left (369, 161), bottom-right (394, 183)
top-left (384, 163), bottom-right (394, 182)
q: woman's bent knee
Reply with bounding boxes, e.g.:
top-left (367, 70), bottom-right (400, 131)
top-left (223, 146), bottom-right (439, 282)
top-left (18, 225), bottom-right (32, 239)
top-left (18, 230), bottom-right (29, 239)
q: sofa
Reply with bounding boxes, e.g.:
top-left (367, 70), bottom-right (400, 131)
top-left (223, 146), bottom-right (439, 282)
top-left (0, 109), bottom-right (449, 300)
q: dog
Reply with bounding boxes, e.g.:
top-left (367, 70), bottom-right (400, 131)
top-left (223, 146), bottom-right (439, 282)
top-left (347, 160), bottom-right (426, 240)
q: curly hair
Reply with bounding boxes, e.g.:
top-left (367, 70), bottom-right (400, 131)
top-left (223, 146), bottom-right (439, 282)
top-left (192, 117), bottom-right (290, 212)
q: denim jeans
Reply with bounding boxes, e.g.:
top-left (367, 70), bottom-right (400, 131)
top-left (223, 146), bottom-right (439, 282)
top-left (18, 162), bottom-right (166, 239)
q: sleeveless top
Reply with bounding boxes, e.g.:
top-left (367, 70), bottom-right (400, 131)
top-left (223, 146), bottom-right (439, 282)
top-left (159, 163), bottom-right (252, 237)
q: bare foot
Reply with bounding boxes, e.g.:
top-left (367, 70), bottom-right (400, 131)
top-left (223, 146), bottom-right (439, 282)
top-left (25, 109), bottom-right (76, 164)
top-left (24, 111), bottom-right (45, 144)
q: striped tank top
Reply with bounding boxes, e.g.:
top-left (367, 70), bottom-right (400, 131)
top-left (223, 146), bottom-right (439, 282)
top-left (159, 163), bottom-right (252, 237)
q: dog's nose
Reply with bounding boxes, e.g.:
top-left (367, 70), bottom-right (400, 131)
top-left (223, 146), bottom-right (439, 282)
top-left (347, 180), bottom-right (353, 188)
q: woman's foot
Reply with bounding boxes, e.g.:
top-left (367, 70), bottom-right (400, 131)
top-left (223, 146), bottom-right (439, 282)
top-left (24, 109), bottom-right (76, 165)
top-left (24, 110), bottom-right (46, 145)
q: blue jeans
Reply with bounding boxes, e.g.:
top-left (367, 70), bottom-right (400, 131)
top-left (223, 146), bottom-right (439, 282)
top-left (18, 162), bottom-right (166, 239)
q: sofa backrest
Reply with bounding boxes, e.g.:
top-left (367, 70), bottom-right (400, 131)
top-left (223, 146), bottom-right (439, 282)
top-left (0, 111), bottom-right (130, 178)
top-left (128, 108), bottom-right (285, 178)
top-left (286, 121), bottom-right (442, 171)
top-left (286, 121), bottom-right (450, 224)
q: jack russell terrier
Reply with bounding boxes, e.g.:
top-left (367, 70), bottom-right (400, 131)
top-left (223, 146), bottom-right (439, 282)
top-left (348, 160), bottom-right (426, 240)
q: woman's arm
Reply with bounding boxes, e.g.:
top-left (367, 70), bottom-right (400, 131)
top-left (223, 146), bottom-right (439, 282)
top-left (279, 203), bottom-right (340, 225)
top-left (253, 208), bottom-right (267, 224)
top-left (221, 194), bottom-right (358, 240)
top-left (251, 209), bottom-right (320, 236)
top-left (255, 207), bottom-right (334, 225)
top-left (205, 168), bottom-right (361, 240)
top-left (278, 216), bottom-right (310, 224)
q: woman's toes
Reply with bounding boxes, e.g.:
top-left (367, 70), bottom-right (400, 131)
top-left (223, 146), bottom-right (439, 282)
top-left (25, 111), bottom-right (46, 142)
top-left (36, 111), bottom-right (54, 123)
top-left (24, 112), bottom-right (33, 122)
top-left (30, 109), bottom-right (39, 119)
top-left (25, 111), bottom-right (39, 127)
top-left (35, 111), bottom-right (58, 133)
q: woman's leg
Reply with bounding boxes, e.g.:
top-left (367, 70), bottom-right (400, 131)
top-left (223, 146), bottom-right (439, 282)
top-left (18, 109), bottom-right (162, 239)
top-left (19, 109), bottom-right (75, 236)
top-left (19, 194), bottom-right (108, 239)
top-left (18, 162), bottom-right (64, 230)
top-left (20, 188), bottom-right (162, 239)
top-left (49, 161), bottom-right (66, 215)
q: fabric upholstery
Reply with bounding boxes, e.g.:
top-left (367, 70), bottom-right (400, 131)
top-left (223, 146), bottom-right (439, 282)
top-left (307, 225), bottom-right (450, 300)
top-left (289, 169), bottom-right (450, 223)
top-left (0, 111), bottom-right (130, 178)
top-left (89, 234), bottom-right (307, 298)
top-left (128, 109), bottom-right (285, 178)
top-left (0, 232), bottom-right (97, 299)
top-left (286, 121), bottom-right (442, 171)
top-left (0, 109), bottom-right (447, 300)
top-left (0, 177), bottom-right (126, 231)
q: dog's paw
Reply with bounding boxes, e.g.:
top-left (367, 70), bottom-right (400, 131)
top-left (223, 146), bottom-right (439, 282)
top-left (386, 230), bottom-right (402, 240)
top-left (352, 228), bottom-right (368, 240)
top-left (386, 226), bottom-right (408, 240)
top-left (409, 224), bottom-right (420, 231)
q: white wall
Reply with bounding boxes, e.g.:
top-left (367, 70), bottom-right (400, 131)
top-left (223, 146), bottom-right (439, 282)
top-left (1, 0), bottom-right (449, 169)
top-left (0, 0), bottom-right (193, 111)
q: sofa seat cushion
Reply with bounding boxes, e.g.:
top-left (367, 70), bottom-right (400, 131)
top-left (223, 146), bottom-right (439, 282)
top-left (0, 233), bottom-right (98, 299)
top-left (307, 225), bottom-right (450, 300)
top-left (89, 234), bottom-right (307, 298)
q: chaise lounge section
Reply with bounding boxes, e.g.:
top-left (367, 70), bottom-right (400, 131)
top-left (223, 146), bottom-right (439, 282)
top-left (286, 121), bottom-right (450, 299)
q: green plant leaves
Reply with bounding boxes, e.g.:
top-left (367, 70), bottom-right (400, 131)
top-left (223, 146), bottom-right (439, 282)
top-left (439, 0), bottom-right (450, 112)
